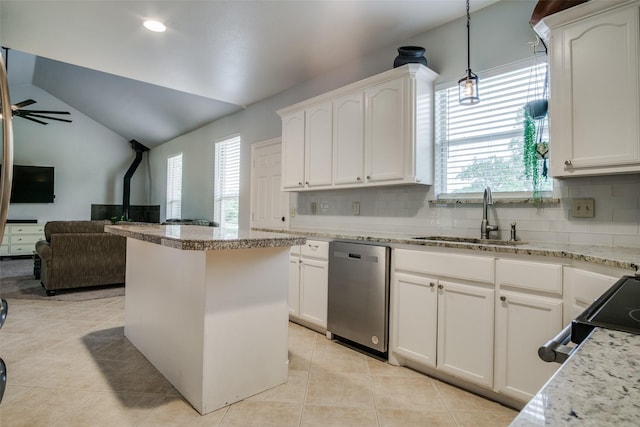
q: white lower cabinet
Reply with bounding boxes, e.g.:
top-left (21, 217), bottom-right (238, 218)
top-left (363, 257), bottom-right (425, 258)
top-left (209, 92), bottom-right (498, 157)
top-left (563, 266), bottom-right (620, 322)
top-left (390, 249), bottom-right (495, 388)
top-left (391, 272), bottom-right (438, 368)
top-left (288, 240), bottom-right (328, 331)
top-left (437, 279), bottom-right (495, 388)
top-left (494, 259), bottom-right (563, 402)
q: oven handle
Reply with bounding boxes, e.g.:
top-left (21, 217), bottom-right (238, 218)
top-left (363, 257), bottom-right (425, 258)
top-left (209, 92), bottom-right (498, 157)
top-left (538, 324), bottom-right (577, 363)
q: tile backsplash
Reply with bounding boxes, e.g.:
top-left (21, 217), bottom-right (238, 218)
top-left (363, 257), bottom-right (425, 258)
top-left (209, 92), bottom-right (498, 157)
top-left (291, 174), bottom-right (640, 248)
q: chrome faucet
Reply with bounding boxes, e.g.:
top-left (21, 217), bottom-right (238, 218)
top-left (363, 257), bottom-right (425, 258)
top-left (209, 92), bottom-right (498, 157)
top-left (481, 186), bottom-right (498, 239)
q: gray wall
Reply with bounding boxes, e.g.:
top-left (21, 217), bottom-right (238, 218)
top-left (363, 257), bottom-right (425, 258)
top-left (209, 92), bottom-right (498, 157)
top-left (150, 0), bottom-right (540, 227)
top-left (5, 82), bottom-right (149, 222)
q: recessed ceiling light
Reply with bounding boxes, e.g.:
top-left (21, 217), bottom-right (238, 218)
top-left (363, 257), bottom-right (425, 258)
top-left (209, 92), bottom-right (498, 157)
top-left (143, 20), bottom-right (166, 33)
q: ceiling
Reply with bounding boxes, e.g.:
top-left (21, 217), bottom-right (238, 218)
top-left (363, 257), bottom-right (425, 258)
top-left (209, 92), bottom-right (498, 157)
top-left (1, 0), bottom-right (500, 148)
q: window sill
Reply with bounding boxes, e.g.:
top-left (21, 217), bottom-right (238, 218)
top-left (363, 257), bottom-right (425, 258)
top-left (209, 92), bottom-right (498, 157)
top-left (429, 197), bottom-right (560, 207)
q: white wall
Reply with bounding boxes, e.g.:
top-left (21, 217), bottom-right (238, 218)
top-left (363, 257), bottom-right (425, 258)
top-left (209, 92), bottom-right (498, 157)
top-left (6, 83), bottom-right (149, 222)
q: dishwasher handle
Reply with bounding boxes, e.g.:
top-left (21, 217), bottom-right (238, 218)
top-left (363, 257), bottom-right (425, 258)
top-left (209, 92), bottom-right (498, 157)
top-left (538, 324), bottom-right (576, 364)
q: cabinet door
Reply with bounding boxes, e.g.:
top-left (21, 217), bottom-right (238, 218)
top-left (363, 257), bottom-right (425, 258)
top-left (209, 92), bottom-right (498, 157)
top-left (564, 267), bottom-right (619, 322)
top-left (550, 5), bottom-right (640, 176)
top-left (494, 291), bottom-right (562, 402)
top-left (333, 92), bottom-right (365, 185)
top-left (281, 111), bottom-right (305, 189)
top-left (288, 253), bottom-right (301, 317)
top-left (390, 272), bottom-right (437, 369)
top-left (305, 102), bottom-right (333, 188)
top-left (299, 258), bottom-right (328, 328)
top-left (437, 280), bottom-right (494, 388)
top-left (365, 78), bottom-right (406, 183)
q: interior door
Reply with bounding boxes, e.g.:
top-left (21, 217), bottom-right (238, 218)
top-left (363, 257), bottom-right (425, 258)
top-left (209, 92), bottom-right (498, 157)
top-left (250, 138), bottom-right (289, 229)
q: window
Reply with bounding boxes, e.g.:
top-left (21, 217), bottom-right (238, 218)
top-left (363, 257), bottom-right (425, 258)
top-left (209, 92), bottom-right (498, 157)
top-left (435, 62), bottom-right (552, 196)
top-left (166, 153), bottom-right (183, 219)
top-left (214, 135), bottom-right (241, 229)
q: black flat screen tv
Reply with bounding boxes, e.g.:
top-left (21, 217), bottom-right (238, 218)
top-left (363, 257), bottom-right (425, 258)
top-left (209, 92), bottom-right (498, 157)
top-left (0, 164), bottom-right (55, 203)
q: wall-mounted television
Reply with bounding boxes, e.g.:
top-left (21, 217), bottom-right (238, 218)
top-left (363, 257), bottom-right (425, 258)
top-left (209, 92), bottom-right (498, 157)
top-left (0, 165), bottom-right (55, 203)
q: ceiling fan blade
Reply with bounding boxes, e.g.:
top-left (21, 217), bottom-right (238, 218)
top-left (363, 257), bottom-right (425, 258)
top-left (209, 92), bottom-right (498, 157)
top-left (25, 113), bottom-right (72, 123)
top-left (13, 99), bottom-right (36, 109)
top-left (19, 115), bottom-right (48, 125)
top-left (19, 110), bottom-right (70, 115)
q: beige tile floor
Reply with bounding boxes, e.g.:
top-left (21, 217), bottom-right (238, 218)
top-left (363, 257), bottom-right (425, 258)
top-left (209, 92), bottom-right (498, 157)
top-left (0, 295), bottom-right (518, 426)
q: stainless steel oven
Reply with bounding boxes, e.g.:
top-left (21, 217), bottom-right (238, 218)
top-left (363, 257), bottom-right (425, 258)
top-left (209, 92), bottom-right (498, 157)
top-left (539, 274), bottom-right (640, 363)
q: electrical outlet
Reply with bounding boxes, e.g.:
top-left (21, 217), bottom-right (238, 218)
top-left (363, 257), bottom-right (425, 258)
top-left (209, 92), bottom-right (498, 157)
top-left (571, 198), bottom-right (595, 218)
top-left (352, 202), bottom-right (360, 216)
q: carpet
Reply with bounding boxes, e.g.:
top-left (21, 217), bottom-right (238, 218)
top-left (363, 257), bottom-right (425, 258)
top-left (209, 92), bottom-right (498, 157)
top-left (0, 259), bottom-right (125, 301)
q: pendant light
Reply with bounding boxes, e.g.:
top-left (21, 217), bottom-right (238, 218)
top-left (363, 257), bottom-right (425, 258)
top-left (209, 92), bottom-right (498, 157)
top-left (458, 0), bottom-right (480, 105)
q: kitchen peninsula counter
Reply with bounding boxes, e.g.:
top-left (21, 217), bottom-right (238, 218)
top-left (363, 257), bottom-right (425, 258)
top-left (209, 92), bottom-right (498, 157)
top-left (105, 224), bottom-right (306, 415)
top-left (510, 328), bottom-right (640, 426)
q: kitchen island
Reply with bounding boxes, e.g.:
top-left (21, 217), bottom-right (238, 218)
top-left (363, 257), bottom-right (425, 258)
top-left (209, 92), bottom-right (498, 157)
top-left (105, 224), bottom-right (306, 415)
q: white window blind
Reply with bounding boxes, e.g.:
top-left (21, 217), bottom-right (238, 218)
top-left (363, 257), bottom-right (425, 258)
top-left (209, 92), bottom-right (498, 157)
top-left (166, 153), bottom-right (183, 219)
top-left (214, 135), bottom-right (241, 229)
top-left (435, 62), bottom-right (551, 196)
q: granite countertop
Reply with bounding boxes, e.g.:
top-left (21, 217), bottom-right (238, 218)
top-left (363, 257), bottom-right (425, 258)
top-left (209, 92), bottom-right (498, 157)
top-left (253, 228), bottom-right (640, 272)
top-left (105, 224), bottom-right (306, 250)
top-left (510, 328), bottom-right (640, 426)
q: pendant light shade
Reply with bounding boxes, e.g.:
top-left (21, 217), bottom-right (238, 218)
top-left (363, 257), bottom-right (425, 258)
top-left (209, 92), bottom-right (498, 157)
top-left (459, 0), bottom-right (480, 105)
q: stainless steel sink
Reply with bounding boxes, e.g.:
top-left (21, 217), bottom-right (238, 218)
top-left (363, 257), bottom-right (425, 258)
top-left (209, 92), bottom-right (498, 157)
top-left (411, 236), bottom-right (527, 246)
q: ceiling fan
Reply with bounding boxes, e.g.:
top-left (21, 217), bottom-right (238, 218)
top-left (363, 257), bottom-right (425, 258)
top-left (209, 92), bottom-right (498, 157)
top-left (2, 47), bottom-right (72, 125)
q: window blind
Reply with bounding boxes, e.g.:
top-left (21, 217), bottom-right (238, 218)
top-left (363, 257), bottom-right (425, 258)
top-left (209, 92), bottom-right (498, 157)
top-left (214, 135), bottom-right (241, 229)
top-left (166, 153), bottom-right (183, 219)
top-left (435, 62), bottom-right (551, 195)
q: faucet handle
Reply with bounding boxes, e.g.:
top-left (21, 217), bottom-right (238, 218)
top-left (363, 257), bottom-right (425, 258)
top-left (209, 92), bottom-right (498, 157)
top-left (509, 222), bottom-right (517, 241)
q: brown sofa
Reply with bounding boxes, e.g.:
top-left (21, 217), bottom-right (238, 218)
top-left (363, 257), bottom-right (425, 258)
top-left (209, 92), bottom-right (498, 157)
top-left (35, 220), bottom-right (126, 296)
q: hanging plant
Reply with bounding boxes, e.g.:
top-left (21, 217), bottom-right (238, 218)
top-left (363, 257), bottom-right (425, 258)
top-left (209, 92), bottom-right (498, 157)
top-left (523, 109), bottom-right (548, 202)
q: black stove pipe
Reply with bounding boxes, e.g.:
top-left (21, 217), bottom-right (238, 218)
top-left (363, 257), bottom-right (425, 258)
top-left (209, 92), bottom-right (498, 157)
top-left (122, 139), bottom-right (149, 220)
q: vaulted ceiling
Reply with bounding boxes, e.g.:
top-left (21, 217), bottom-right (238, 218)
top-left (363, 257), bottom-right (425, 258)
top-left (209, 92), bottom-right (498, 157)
top-left (1, 0), bottom-right (500, 147)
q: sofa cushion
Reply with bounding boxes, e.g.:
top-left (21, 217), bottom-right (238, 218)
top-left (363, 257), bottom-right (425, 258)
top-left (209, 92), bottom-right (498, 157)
top-left (44, 220), bottom-right (110, 241)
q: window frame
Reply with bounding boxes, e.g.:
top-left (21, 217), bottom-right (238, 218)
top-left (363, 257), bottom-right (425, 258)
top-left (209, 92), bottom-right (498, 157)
top-left (213, 134), bottom-right (241, 230)
top-left (434, 59), bottom-right (552, 200)
top-left (166, 152), bottom-right (183, 220)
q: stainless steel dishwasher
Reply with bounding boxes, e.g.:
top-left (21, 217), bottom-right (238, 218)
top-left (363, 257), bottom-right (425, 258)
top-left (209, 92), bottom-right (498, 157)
top-left (327, 241), bottom-right (390, 356)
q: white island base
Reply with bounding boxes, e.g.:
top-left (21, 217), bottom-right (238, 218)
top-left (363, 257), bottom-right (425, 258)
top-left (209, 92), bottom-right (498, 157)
top-left (123, 238), bottom-right (290, 415)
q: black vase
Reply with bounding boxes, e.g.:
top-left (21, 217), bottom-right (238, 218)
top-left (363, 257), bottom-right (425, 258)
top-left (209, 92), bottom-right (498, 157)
top-left (393, 46), bottom-right (427, 68)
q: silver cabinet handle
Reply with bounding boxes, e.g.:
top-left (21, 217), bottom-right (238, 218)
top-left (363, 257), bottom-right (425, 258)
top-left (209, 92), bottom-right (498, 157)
top-left (366, 175), bottom-right (371, 180)
top-left (429, 282), bottom-right (435, 288)
top-left (500, 296), bottom-right (506, 302)
top-left (564, 160), bottom-right (572, 166)
top-left (356, 177), bottom-right (361, 181)
top-left (298, 182), bottom-right (303, 186)
top-left (438, 284), bottom-right (443, 290)
top-left (305, 181), bottom-right (309, 185)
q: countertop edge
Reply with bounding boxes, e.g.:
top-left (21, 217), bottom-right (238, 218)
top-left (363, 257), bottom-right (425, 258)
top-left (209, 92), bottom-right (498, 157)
top-left (252, 227), bottom-right (640, 271)
top-left (105, 224), bottom-right (307, 251)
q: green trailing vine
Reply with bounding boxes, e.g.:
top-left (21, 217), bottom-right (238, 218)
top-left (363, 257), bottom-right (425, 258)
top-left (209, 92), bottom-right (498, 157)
top-left (523, 110), bottom-right (543, 202)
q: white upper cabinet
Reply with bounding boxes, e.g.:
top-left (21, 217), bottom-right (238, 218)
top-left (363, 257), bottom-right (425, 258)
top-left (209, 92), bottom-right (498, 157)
top-left (305, 101), bottom-right (333, 188)
top-left (278, 64), bottom-right (438, 191)
top-left (333, 92), bottom-right (365, 185)
top-left (536, 0), bottom-right (640, 177)
top-left (281, 111), bottom-right (305, 189)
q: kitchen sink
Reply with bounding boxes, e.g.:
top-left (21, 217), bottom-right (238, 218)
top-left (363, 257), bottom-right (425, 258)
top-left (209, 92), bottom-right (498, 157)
top-left (411, 236), bottom-right (527, 246)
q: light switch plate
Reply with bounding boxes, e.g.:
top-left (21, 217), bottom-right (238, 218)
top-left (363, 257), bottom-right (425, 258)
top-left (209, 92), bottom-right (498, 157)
top-left (352, 202), bottom-right (360, 215)
top-left (571, 198), bottom-right (595, 218)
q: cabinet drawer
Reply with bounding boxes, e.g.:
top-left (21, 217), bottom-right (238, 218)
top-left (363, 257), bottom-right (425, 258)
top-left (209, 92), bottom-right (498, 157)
top-left (394, 249), bottom-right (494, 284)
top-left (10, 234), bottom-right (42, 245)
top-left (570, 269), bottom-right (618, 306)
top-left (301, 240), bottom-right (329, 259)
top-left (496, 259), bottom-right (562, 294)
top-left (9, 244), bottom-right (35, 255)
top-left (10, 224), bottom-right (44, 235)
top-left (290, 245), bottom-right (301, 256)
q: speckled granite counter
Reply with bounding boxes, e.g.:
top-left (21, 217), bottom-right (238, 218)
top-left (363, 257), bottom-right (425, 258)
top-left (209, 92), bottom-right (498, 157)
top-left (510, 328), bottom-right (640, 426)
top-left (106, 224), bottom-right (306, 250)
top-left (253, 228), bottom-right (640, 272)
